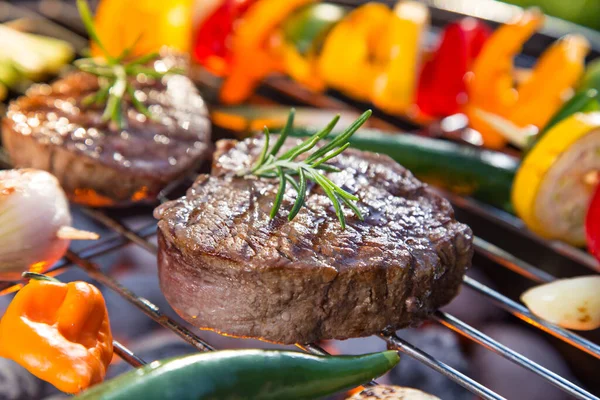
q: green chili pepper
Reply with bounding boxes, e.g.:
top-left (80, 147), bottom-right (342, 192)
top-left (74, 350), bottom-right (400, 400)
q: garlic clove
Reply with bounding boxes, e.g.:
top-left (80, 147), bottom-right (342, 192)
top-left (521, 276), bottom-right (600, 331)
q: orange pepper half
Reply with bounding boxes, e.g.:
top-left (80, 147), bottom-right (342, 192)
top-left (220, 0), bottom-right (315, 104)
top-left (466, 8), bottom-right (589, 149)
top-left (0, 275), bottom-right (113, 394)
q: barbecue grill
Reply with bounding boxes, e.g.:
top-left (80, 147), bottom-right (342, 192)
top-left (1, 1), bottom-right (600, 399)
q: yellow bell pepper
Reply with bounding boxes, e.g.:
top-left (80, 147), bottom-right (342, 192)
top-left (512, 112), bottom-right (600, 245)
top-left (92, 0), bottom-right (194, 58)
top-left (371, 1), bottom-right (430, 115)
top-left (317, 3), bottom-right (394, 101)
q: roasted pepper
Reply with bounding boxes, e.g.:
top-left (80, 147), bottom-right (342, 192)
top-left (220, 0), bottom-right (314, 104)
top-left (192, 0), bottom-right (259, 76)
top-left (92, 0), bottom-right (194, 58)
top-left (416, 18), bottom-right (491, 118)
top-left (371, 1), bottom-right (430, 115)
top-left (0, 273), bottom-right (113, 394)
top-left (466, 9), bottom-right (590, 149)
top-left (586, 183), bottom-right (600, 262)
top-left (466, 9), bottom-right (543, 149)
top-left (512, 112), bottom-right (600, 245)
top-left (317, 3), bottom-right (394, 101)
top-left (75, 350), bottom-right (400, 400)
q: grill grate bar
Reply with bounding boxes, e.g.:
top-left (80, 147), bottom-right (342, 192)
top-left (463, 276), bottom-right (600, 359)
top-left (473, 236), bottom-right (554, 283)
top-left (433, 311), bottom-right (599, 400)
top-left (64, 250), bottom-right (216, 353)
top-left (113, 341), bottom-right (146, 367)
top-left (380, 332), bottom-right (506, 400)
top-left (81, 208), bottom-right (158, 253)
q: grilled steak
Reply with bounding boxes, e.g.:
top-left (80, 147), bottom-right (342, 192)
top-left (2, 55), bottom-right (210, 206)
top-left (155, 137), bottom-right (473, 344)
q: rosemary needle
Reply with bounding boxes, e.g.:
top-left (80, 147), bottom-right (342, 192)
top-left (245, 109), bottom-right (372, 228)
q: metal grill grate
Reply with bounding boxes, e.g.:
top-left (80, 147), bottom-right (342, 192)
top-left (1, 2), bottom-right (600, 399)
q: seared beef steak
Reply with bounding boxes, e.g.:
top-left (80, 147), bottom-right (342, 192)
top-left (155, 137), bottom-right (473, 344)
top-left (2, 55), bottom-right (210, 206)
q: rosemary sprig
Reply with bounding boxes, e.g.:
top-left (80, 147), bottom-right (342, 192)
top-left (74, 0), bottom-right (182, 129)
top-left (244, 109), bottom-right (372, 229)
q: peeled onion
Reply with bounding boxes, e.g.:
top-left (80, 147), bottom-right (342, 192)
top-left (0, 169), bottom-right (96, 281)
top-left (521, 276), bottom-right (600, 330)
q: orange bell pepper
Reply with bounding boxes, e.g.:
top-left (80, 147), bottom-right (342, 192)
top-left (465, 9), bottom-right (544, 149)
top-left (508, 34), bottom-right (589, 128)
top-left (466, 9), bottom-right (589, 149)
top-left (0, 274), bottom-right (113, 394)
top-left (220, 0), bottom-right (314, 104)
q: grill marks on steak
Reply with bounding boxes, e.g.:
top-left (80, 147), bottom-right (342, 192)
top-left (2, 55), bottom-right (211, 206)
top-left (155, 137), bottom-right (473, 344)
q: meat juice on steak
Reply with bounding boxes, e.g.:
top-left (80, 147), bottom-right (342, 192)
top-left (155, 137), bottom-right (474, 344)
top-left (2, 55), bottom-right (211, 206)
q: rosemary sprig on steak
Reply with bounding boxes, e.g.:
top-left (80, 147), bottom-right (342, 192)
top-left (243, 109), bottom-right (372, 229)
top-left (74, 0), bottom-right (182, 129)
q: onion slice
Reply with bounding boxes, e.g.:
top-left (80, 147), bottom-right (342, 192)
top-left (0, 169), bottom-right (98, 281)
top-left (521, 276), bottom-right (600, 331)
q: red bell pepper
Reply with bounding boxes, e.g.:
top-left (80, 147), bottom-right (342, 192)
top-left (586, 181), bottom-right (600, 262)
top-left (416, 18), bottom-right (491, 118)
top-left (192, 0), bottom-right (258, 76)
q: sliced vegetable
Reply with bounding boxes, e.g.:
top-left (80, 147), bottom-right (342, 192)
top-left (317, 3), bottom-right (394, 101)
top-left (416, 18), bottom-right (491, 118)
top-left (287, 127), bottom-right (518, 211)
top-left (75, 350), bottom-right (400, 400)
top-left (521, 276), bottom-right (600, 330)
top-left (192, 0), bottom-right (258, 76)
top-left (585, 182), bottom-right (600, 261)
top-left (466, 8), bottom-right (544, 148)
top-left (512, 112), bottom-right (600, 245)
top-left (0, 24), bottom-right (73, 81)
top-left (466, 12), bottom-right (589, 150)
top-left (92, 0), bottom-right (194, 58)
top-left (0, 273), bottom-right (113, 393)
top-left (220, 0), bottom-right (314, 104)
top-left (0, 169), bottom-right (98, 281)
top-left (371, 0), bottom-right (430, 114)
top-left (281, 3), bottom-right (347, 91)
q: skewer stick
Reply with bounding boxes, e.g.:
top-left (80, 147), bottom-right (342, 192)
top-left (56, 226), bottom-right (99, 240)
